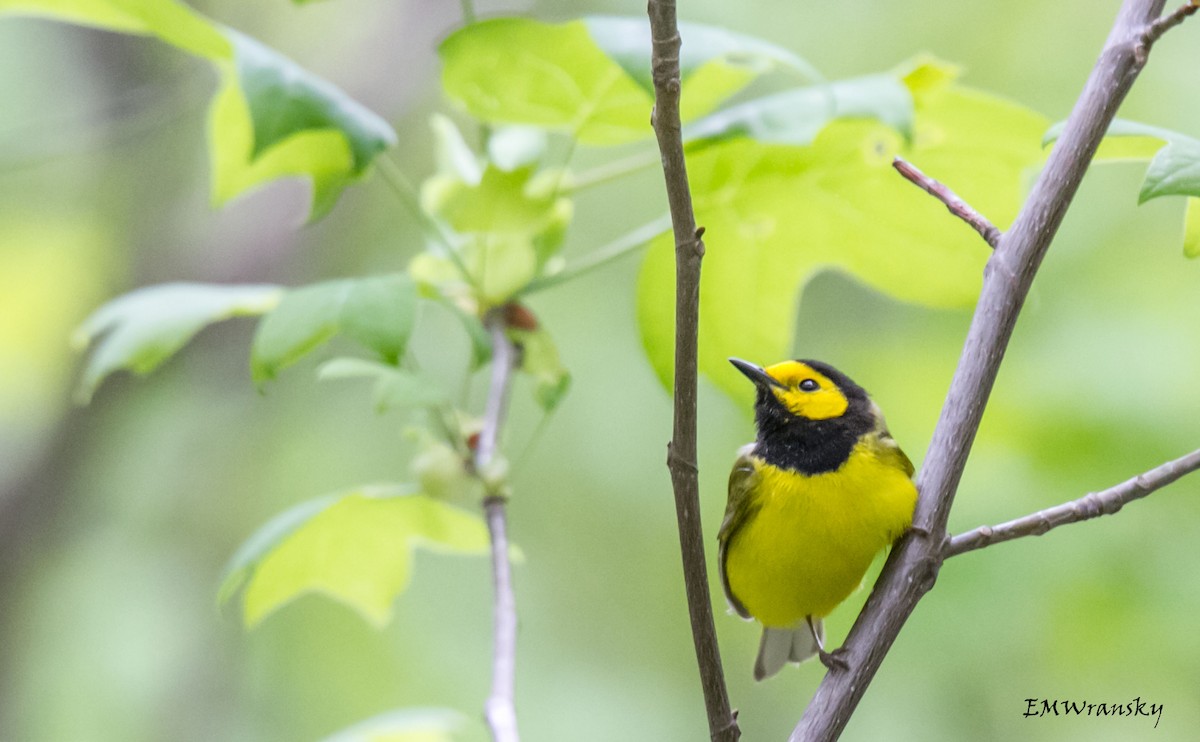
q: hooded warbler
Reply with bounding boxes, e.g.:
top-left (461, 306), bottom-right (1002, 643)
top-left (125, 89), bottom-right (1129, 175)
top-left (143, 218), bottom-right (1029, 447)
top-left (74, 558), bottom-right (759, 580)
top-left (719, 358), bottom-right (918, 680)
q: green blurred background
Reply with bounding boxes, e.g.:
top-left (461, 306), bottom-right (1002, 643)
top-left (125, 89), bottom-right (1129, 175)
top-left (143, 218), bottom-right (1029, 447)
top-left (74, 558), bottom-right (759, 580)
top-left (3, 1), bottom-right (1199, 740)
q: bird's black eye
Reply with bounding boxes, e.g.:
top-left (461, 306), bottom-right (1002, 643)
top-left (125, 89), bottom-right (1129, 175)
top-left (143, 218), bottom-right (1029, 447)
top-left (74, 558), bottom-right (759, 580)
top-left (799, 379), bottom-right (819, 392)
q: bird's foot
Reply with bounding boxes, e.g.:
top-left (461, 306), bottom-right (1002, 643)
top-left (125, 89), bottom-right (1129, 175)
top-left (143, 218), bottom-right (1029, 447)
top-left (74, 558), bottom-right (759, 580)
top-left (818, 647), bottom-right (849, 672)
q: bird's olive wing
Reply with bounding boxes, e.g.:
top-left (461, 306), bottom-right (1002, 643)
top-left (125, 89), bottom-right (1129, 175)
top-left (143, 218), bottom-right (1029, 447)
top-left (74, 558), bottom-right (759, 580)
top-left (868, 401), bottom-right (915, 478)
top-left (718, 444), bottom-right (760, 619)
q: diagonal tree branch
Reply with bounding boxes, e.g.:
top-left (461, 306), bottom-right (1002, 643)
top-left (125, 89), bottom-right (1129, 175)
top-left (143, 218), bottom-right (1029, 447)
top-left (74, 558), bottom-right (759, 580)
top-left (477, 309), bottom-right (520, 742)
top-left (646, 2), bottom-right (739, 741)
top-left (945, 448), bottom-right (1200, 558)
top-left (792, 2), bottom-right (1190, 740)
top-left (892, 156), bottom-right (1002, 249)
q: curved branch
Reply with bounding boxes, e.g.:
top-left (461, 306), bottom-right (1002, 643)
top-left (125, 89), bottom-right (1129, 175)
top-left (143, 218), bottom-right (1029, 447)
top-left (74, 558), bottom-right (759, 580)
top-left (792, 2), bottom-right (1185, 740)
top-left (646, 2), bottom-right (739, 740)
top-left (945, 448), bottom-right (1200, 558)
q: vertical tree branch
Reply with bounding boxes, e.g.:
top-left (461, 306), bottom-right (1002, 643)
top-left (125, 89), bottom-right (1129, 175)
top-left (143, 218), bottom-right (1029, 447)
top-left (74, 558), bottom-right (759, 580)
top-left (646, 2), bottom-right (739, 740)
top-left (477, 310), bottom-right (519, 742)
top-left (791, 1), bottom-right (1175, 740)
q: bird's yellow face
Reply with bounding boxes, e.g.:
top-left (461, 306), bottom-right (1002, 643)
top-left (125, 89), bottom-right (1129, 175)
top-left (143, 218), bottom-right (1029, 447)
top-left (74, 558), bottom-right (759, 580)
top-left (761, 360), bottom-right (848, 421)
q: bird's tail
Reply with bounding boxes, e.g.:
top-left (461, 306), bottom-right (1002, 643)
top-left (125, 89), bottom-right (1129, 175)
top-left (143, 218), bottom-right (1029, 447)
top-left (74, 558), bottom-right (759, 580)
top-left (754, 619), bottom-right (824, 681)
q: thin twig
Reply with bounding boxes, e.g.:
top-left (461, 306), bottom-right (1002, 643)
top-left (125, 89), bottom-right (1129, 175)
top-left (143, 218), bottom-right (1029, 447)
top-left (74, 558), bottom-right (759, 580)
top-left (477, 311), bottom-right (519, 742)
top-left (892, 156), bottom-right (1002, 249)
top-left (1137, 1), bottom-right (1198, 62)
top-left (646, 2), bottom-right (739, 741)
top-left (945, 448), bottom-right (1200, 558)
top-left (792, 2), bottom-right (1188, 740)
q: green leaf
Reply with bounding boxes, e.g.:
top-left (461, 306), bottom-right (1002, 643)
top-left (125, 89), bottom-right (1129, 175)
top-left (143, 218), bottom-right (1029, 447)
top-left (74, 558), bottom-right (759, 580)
top-left (338, 274), bottom-right (420, 363)
top-left (440, 17), bottom-right (649, 145)
top-left (251, 274), bottom-right (417, 384)
top-left (684, 73), bottom-right (912, 147)
top-left (321, 708), bottom-right (464, 742)
top-left (439, 16), bottom-right (801, 146)
top-left (73, 282), bottom-right (282, 403)
top-left (1046, 119), bottom-right (1200, 257)
top-left (318, 358), bottom-right (449, 412)
top-left (222, 487), bottom-right (491, 627)
top-left (511, 328), bottom-right (570, 411)
top-left (212, 30), bottom-right (397, 219)
top-left (638, 70), bottom-right (1048, 402)
top-left (1134, 135), bottom-right (1200, 204)
top-left (0, 1), bottom-right (396, 220)
top-left (582, 15), bottom-right (822, 123)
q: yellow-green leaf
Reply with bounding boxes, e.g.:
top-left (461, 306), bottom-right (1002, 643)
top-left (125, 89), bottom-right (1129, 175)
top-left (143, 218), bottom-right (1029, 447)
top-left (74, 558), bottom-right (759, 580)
top-left (440, 17), bottom-right (650, 146)
top-left (0, 0), bottom-right (231, 59)
top-left (439, 16), bottom-right (810, 146)
top-left (222, 487), bottom-right (490, 628)
top-left (211, 31), bottom-right (396, 219)
top-left (581, 15), bottom-right (822, 124)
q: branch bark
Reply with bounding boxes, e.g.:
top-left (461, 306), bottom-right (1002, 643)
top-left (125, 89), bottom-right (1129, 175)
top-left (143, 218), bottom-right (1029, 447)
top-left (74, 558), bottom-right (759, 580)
top-left (792, 2), bottom-right (1184, 739)
top-left (646, 2), bottom-right (739, 740)
top-left (477, 310), bottom-right (519, 742)
top-left (945, 448), bottom-right (1200, 558)
top-left (892, 156), bottom-right (1002, 248)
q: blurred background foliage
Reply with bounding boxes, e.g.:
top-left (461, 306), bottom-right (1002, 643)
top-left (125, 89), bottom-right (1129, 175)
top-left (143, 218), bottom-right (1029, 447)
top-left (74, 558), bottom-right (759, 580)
top-left (3, 1), bottom-right (1200, 740)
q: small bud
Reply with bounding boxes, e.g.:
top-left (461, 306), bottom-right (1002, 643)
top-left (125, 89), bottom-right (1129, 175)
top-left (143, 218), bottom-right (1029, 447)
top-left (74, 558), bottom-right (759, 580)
top-left (503, 302), bottom-right (539, 331)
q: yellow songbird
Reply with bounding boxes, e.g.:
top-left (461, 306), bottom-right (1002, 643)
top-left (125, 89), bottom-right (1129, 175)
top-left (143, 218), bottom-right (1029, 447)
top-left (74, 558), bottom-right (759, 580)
top-left (719, 358), bottom-right (918, 680)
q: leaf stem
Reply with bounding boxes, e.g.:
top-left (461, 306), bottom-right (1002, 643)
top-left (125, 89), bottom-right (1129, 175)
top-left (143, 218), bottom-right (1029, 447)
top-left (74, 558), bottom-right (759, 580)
top-left (375, 155), bottom-right (475, 284)
top-left (563, 149), bottom-right (662, 193)
top-left (524, 214), bottom-right (672, 294)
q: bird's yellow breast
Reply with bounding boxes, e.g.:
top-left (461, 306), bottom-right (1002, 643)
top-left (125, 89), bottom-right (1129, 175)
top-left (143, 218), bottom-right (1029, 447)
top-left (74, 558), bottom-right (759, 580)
top-left (724, 438), bottom-right (917, 627)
